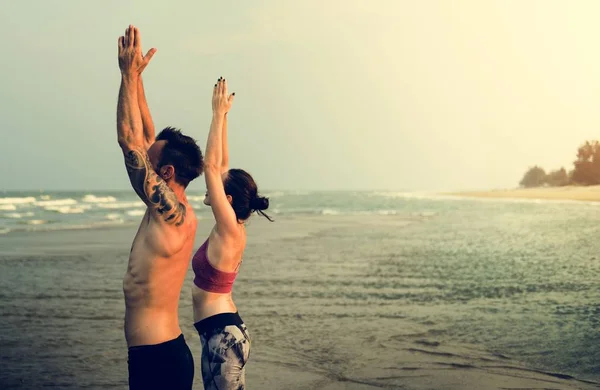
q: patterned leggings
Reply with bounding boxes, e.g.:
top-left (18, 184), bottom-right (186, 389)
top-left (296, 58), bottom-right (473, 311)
top-left (194, 312), bottom-right (251, 390)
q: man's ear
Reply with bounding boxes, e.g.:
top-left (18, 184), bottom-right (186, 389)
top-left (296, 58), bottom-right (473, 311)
top-left (160, 165), bottom-right (175, 181)
top-left (226, 194), bottom-right (233, 204)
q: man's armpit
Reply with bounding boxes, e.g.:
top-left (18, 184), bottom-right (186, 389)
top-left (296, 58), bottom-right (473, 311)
top-left (124, 148), bottom-right (187, 226)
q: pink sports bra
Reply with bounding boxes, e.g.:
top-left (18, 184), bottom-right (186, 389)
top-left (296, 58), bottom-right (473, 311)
top-left (192, 239), bottom-right (238, 293)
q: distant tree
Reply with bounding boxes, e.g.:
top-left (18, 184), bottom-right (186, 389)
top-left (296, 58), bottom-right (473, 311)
top-left (519, 166), bottom-right (547, 188)
top-left (568, 169), bottom-right (575, 184)
top-left (571, 140), bottom-right (600, 185)
top-left (545, 167), bottom-right (569, 187)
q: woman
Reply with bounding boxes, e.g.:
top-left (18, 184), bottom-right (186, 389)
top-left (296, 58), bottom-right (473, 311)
top-left (192, 77), bottom-right (272, 390)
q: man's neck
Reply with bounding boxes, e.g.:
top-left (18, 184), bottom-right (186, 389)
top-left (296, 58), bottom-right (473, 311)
top-left (167, 182), bottom-right (187, 202)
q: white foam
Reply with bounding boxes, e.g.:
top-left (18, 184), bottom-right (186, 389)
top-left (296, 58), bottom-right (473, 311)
top-left (0, 227), bottom-right (10, 234)
top-left (5, 212), bottom-right (34, 219)
top-left (321, 209), bottom-right (340, 215)
top-left (187, 196), bottom-right (205, 202)
top-left (82, 194), bottom-right (118, 203)
top-left (105, 213), bottom-right (122, 220)
top-left (0, 204), bottom-right (17, 211)
top-left (0, 197), bottom-right (36, 205)
top-left (40, 195), bottom-right (51, 200)
top-left (370, 191), bottom-right (439, 199)
top-left (126, 209), bottom-right (146, 217)
top-left (45, 206), bottom-right (86, 214)
top-left (377, 210), bottom-right (398, 215)
top-left (27, 220), bottom-right (48, 225)
top-left (35, 198), bottom-right (77, 207)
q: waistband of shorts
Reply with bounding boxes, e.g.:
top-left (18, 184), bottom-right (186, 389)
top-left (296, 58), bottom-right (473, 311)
top-left (194, 312), bottom-right (243, 335)
top-left (128, 333), bottom-right (185, 354)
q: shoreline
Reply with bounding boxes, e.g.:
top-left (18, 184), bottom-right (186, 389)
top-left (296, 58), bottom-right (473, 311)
top-left (444, 185), bottom-right (600, 202)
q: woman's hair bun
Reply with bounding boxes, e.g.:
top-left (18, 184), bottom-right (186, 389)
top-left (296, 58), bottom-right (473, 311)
top-left (250, 196), bottom-right (269, 211)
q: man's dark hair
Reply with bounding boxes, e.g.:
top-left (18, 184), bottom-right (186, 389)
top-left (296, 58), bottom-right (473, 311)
top-left (156, 127), bottom-right (203, 187)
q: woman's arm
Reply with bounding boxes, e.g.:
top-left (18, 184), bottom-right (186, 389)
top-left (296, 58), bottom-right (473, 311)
top-left (221, 113), bottom-right (229, 173)
top-left (204, 78), bottom-right (237, 234)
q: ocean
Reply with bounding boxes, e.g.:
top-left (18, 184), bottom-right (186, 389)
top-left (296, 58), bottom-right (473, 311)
top-left (0, 191), bottom-right (599, 389)
top-left (0, 190), bottom-right (451, 235)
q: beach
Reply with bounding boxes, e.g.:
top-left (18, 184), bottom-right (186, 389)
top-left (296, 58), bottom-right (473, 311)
top-left (1, 191), bottom-right (599, 389)
top-left (446, 185), bottom-right (600, 203)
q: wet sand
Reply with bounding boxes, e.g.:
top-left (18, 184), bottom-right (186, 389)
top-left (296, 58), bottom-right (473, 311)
top-left (1, 216), bottom-right (598, 389)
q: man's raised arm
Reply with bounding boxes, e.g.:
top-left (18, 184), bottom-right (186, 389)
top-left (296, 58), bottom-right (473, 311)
top-left (138, 74), bottom-right (156, 148)
top-left (116, 25), bottom-right (184, 226)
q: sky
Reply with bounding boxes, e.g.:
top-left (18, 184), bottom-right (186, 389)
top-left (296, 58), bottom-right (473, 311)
top-left (1, 0), bottom-right (600, 192)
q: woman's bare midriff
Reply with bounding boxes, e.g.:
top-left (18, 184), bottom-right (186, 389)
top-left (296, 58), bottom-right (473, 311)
top-left (192, 284), bottom-right (237, 323)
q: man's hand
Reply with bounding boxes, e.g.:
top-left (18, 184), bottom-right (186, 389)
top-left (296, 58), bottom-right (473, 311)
top-left (118, 25), bottom-right (156, 78)
top-left (212, 77), bottom-right (235, 116)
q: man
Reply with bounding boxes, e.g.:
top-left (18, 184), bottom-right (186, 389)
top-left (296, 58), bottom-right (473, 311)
top-left (117, 25), bottom-right (202, 390)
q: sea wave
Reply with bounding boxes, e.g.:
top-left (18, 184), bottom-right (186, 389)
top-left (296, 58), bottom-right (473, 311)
top-left (44, 206), bottom-right (89, 214)
top-left (0, 197), bottom-right (36, 205)
top-left (25, 220), bottom-right (48, 225)
top-left (34, 198), bottom-right (78, 207)
top-left (4, 212), bottom-right (35, 219)
top-left (370, 191), bottom-right (441, 200)
top-left (82, 194), bottom-right (117, 203)
top-left (126, 210), bottom-right (145, 217)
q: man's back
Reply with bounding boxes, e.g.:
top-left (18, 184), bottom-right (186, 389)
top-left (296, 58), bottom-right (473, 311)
top-left (124, 206), bottom-right (197, 347)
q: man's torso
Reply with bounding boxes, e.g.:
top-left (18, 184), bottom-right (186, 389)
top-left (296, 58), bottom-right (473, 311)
top-left (124, 207), bottom-right (196, 347)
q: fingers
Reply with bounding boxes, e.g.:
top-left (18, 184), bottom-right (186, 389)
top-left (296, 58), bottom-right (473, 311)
top-left (214, 77), bottom-right (233, 100)
top-left (118, 36), bottom-right (124, 51)
top-left (217, 77), bottom-right (223, 96)
top-left (127, 25), bottom-right (134, 48)
top-left (144, 48), bottom-right (157, 63)
top-left (134, 27), bottom-right (141, 49)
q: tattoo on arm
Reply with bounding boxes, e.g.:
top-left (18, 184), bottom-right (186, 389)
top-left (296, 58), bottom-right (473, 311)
top-left (124, 148), bottom-right (186, 226)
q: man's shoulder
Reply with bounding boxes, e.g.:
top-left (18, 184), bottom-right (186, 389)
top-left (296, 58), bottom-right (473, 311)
top-left (146, 199), bottom-right (196, 228)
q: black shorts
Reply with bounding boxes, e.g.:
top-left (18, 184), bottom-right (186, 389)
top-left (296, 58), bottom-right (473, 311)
top-left (127, 333), bottom-right (194, 390)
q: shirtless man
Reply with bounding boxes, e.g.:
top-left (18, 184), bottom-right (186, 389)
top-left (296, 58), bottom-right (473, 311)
top-left (117, 25), bottom-right (202, 390)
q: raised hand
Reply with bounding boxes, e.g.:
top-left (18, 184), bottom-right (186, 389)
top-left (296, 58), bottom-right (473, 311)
top-left (118, 25), bottom-right (157, 77)
top-left (212, 77), bottom-right (235, 115)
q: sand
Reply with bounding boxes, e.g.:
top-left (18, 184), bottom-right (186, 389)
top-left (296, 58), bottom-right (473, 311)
top-left (445, 185), bottom-right (600, 203)
top-left (1, 216), bottom-right (599, 389)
